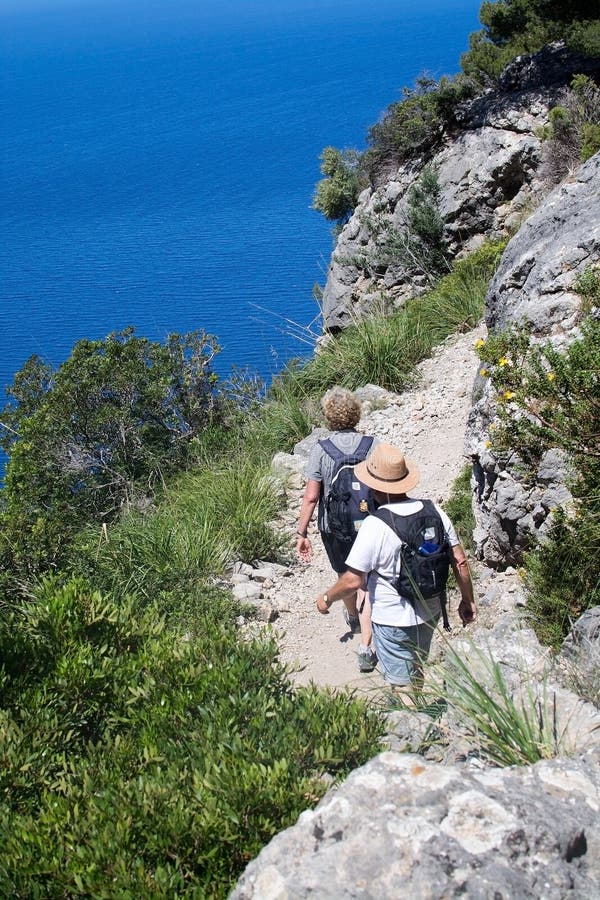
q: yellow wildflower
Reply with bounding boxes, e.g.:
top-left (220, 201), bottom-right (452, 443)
top-left (479, 367), bottom-right (489, 377)
top-left (503, 390), bottom-right (515, 400)
top-left (475, 338), bottom-right (486, 349)
top-left (498, 356), bottom-right (511, 367)
top-left (484, 440), bottom-right (492, 448)
top-left (546, 372), bottom-right (556, 382)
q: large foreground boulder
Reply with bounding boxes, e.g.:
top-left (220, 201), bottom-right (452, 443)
top-left (231, 751), bottom-right (600, 899)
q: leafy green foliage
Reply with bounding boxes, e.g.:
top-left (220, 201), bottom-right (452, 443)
top-left (476, 282), bottom-right (600, 647)
top-left (462, 1), bottom-right (600, 83)
top-left (364, 75), bottom-right (476, 175)
top-left (443, 465), bottom-right (476, 553)
top-left (0, 576), bottom-right (385, 895)
top-left (539, 75), bottom-right (600, 182)
top-left (476, 316), bottom-right (600, 478)
top-left (354, 167), bottom-right (451, 282)
top-left (0, 328), bottom-right (222, 580)
top-left (568, 18), bottom-right (600, 57)
top-left (312, 147), bottom-right (366, 224)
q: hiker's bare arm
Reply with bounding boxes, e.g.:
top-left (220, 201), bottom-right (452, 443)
top-left (450, 544), bottom-right (477, 625)
top-left (316, 567), bottom-right (365, 614)
top-left (297, 479), bottom-right (321, 561)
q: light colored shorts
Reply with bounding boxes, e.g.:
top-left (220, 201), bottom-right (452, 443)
top-left (372, 618), bottom-right (439, 686)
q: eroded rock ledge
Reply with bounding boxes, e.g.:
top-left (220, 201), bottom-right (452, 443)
top-left (232, 749), bottom-right (600, 899)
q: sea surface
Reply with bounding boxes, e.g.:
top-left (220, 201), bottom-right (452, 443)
top-left (1, 0), bottom-right (481, 400)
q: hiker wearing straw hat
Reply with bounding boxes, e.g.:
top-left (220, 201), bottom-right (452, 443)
top-left (316, 442), bottom-right (476, 695)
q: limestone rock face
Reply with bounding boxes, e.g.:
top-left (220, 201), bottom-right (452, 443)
top-left (466, 153), bottom-right (600, 566)
top-left (320, 44), bottom-right (600, 334)
top-left (232, 750), bottom-right (600, 899)
top-left (321, 104), bottom-right (545, 331)
top-left (485, 152), bottom-right (600, 335)
top-left (320, 57), bottom-right (569, 331)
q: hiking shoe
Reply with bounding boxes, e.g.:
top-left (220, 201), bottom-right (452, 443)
top-left (343, 608), bottom-right (360, 633)
top-left (358, 646), bottom-right (377, 673)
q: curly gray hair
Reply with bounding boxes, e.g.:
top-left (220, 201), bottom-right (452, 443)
top-left (321, 386), bottom-right (361, 431)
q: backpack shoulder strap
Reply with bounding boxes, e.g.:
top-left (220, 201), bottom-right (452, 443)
top-left (318, 438), bottom-right (344, 462)
top-left (356, 435), bottom-right (374, 458)
top-left (420, 499), bottom-right (438, 518)
top-left (319, 434), bottom-right (374, 462)
top-left (373, 506), bottom-right (414, 545)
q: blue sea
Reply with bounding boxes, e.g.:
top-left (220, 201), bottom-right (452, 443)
top-left (1, 0), bottom-right (481, 399)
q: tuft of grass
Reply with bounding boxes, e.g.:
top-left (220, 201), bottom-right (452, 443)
top-left (74, 458), bottom-right (287, 604)
top-left (426, 643), bottom-right (567, 767)
top-left (284, 238), bottom-right (506, 398)
top-left (443, 464), bottom-right (475, 553)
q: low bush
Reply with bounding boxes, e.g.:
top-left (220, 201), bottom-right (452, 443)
top-left (312, 146), bottom-right (367, 225)
top-left (364, 74), bottom-right (476, 177)
top-left (0, 329), bottom-right (224, 583)
top-left (353, 167), bottom-right (451, 283)
top-left (0, 576), bottom-right (385, 896)
top-left (539, 74), bottom-right (600, 183)
top-left (476, 276), bottom-right (600, 648)
top-left (461, 2), bottom-right (600, 85)
top-left (443, 465), bottom-right (476, 554)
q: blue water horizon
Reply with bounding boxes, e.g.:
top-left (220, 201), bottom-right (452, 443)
top-left (1, 0), bottom-right (481, 399)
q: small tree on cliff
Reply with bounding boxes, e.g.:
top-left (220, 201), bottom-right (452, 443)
top-left (0, 328), bottom-right (222, 579)
top-left (312, 146), bottom-right (366, 227)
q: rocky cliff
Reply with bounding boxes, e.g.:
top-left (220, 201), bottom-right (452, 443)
top-left (467, 151), bottom-right (600, 566)
top-left (322, 44), bottom-right (600, 333)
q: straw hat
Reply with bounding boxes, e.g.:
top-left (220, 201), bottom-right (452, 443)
top-left (354, 442), bottom-right (420, 493)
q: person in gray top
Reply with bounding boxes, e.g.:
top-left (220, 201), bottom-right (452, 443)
top-left (296, 386), bottom-right (378, 672)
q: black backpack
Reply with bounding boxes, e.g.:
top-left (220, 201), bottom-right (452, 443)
top-left (374, 500), bottom-right (452, 630)
top-left (319, 435), bottom-right (375, 542)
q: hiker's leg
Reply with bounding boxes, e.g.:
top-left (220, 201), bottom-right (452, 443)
top-left (357, 589), bottom-right (372, 646)
top-left (372, 622), bottom-right (423, 688)
top-left (410, 617), bottom-right (439, 690)
top-left (320, 534), bottom-right (359, 621)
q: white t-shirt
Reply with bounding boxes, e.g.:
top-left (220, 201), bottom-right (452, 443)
top-left (345, 500), bottom-right (459, 627)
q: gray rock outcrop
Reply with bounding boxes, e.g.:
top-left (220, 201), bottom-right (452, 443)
top-left (232, 750), bottom-right (600, 899)
top-left (466, 152), bottom-right (600, 566)
top-left (322, 107), bottom-right (545, 330)
top-left (320, 44), bottom-right (600, 332)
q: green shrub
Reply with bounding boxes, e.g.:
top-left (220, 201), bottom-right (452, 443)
top-left (312, 146), bottom-right (367, 225)
top-left (0, 329), bottom-right (223, 581)
top-left (364, 74), bottom-right (476, 175)
top-left (0, 576), bottom-right (385, 896)
top-left (461, 1), bottom-right (600, 84)
top-left (443, 465), bottom-right (475, 553)
top-left (476, 300), bottom-right (600, 648)
top-left (355, 167), bottom-right (451, 283)
top-left (539, 75), bottom-right (600, 181)
top-left (567, 18), bottom-right (600, 57)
